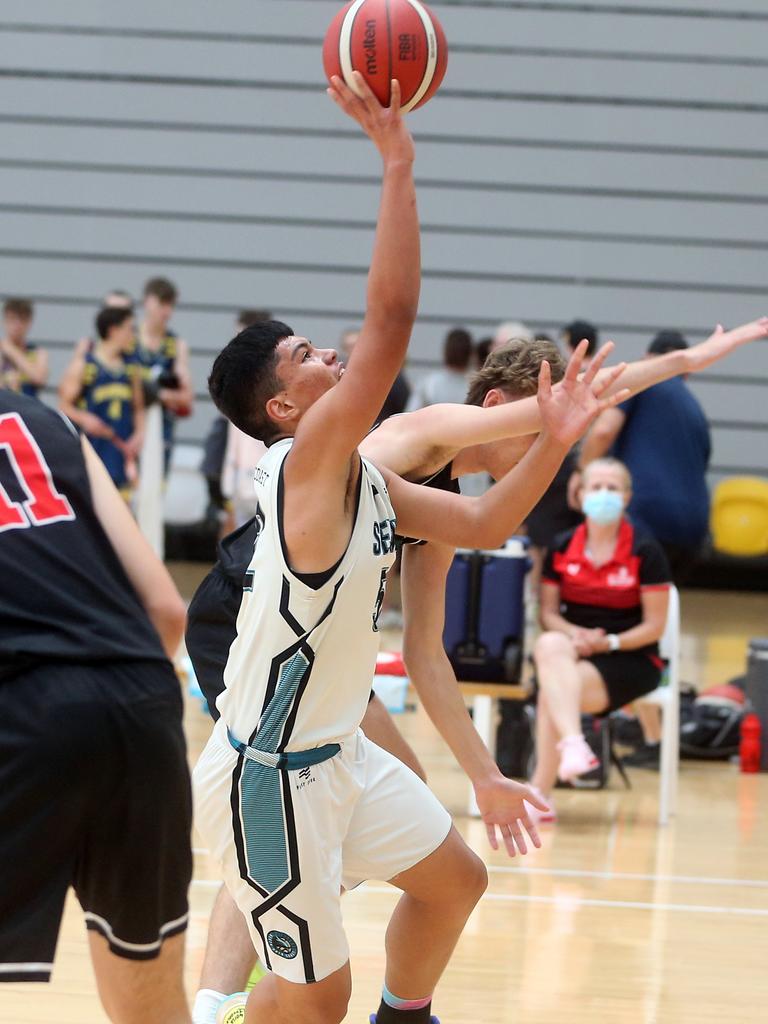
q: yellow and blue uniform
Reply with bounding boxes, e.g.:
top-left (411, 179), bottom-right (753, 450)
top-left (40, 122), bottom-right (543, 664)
top-left (1, 343), bottom-right (42, 399)
top-left (127, 330), bottom-right (178, 472)
top-left (78, 352), bottom-right (134, 493)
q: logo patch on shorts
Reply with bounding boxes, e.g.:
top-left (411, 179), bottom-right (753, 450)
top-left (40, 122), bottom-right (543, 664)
top-left (267, 930), bottom-right (298, 960)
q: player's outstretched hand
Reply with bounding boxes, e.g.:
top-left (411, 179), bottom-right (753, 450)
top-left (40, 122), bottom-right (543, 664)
top-left (475, 776), bottom-right (548, 857)
top-left (537, 339), bottom-right (630, 449)
top-left (684, 317), bottom-right (768, 374)
top-left (327, 72), bottom-right (415, 166)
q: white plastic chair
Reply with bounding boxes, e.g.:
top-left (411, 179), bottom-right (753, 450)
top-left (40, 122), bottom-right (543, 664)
top-left (635, 584), bottom-right (681, 826)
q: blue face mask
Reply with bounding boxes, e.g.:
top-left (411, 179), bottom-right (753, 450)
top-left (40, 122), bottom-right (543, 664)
top-left (582, 488), bottom-right (624, 525)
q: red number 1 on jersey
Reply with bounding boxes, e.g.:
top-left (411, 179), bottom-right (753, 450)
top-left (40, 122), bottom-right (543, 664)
top-left (0, 413), bottom-right (75, 531)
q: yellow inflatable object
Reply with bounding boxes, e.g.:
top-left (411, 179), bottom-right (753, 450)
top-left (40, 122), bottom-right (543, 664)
top-left (711, 477), bottom-right (768, 557)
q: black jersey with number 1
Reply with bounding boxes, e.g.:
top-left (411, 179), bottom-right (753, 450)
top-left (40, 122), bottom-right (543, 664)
top-left (0, 391), bottom-right (167, 681)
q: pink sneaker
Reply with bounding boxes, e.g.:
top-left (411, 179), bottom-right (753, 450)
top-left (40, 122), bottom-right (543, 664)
top-left (525, 785), bottom-right (557, 824)
top-left (557, 734), bottom-right (599, 783)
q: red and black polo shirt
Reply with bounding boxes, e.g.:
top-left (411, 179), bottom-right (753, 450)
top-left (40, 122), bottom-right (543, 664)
top-left (542, 518), bottom-right (671, 656)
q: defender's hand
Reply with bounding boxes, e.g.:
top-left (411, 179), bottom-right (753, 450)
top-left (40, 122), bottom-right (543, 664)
top-left (685, 317), bottom-right (768, 374)
top-left (328, 72), bottom-right (415, 166)
top-left (475, 776), bottom-right (548, 857)
top-left (537, 339), bottom-right (630, 449)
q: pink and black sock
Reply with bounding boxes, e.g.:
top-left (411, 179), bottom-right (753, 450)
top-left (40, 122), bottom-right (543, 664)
top-left (374, 986), bottom-right (433, 1023)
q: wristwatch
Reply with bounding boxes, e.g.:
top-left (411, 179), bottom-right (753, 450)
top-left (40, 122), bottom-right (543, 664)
top-left (606, 633), bottom-right (621, 652)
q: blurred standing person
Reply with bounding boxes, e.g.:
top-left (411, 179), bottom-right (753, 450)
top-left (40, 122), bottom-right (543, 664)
top-left (73, 290), bottom-right (134, 359)
top-left (490, 320), bottom-right (533, 353)
top-left (221, 426), bottom-right (267, 530)
top-left (525, 320), bottom-right (600, 596)
top-left (1, 299), bottom-right (48, 399)
top-left (132, 277), bottom-right (194, 473)
top-left (342, 326), bottom-right (410, 421)
top-left (59, 307), bottom-right (144, 501)
top-left (474, 336), bottom-right (493, 370)
top-left (407, 327), bottom-right (472, 411)
top-left (201, 309), bottom-right (272, 524)
top-left (578, 330), bottom-right (711, 583)
top-left (561, 319), bottom-right (598, 360)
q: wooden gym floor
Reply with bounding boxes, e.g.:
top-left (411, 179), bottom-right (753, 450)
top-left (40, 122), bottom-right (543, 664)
top-left (2, 580), bottom-right (766, 1024)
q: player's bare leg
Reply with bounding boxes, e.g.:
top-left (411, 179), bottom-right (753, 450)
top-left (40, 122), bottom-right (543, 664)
top-left (193, 693), bottom-right (422, 1022)
top-left (245, 961), bottom-right (352, 1024)
top-left (382, 826), bottom-right (487, 1003)
top-left (89, 931), bottom-right (190, 1024)
top-left (193, 884), bottom-right (259, 1022)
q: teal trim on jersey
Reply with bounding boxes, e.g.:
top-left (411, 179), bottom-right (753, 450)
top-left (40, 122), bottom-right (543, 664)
top-left (228, 729), bottom-right (340, 771)
top-left (239, 760), bottom-right (289, 893)
top-left (255, 650), bottom-right (310, 753)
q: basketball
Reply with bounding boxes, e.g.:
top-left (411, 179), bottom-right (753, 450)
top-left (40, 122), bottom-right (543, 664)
top-left (323, 0), bottom-right (448, 113)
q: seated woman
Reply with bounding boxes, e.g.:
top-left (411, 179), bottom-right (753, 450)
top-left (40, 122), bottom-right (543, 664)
top-left (529, 456), bottom-right (671, 821)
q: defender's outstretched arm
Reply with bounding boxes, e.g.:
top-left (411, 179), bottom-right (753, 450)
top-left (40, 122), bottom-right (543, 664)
top-left (386, 342), bottom-right (628, 549)
top-left (375, 316), bottom-right (768, 459)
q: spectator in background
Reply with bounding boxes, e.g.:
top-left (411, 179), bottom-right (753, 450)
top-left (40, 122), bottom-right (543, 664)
top-left (221, 426), bottom-right (267, 530)
top-left (474, 335), bottom-right (493, 369)
top-left (407, 326), bottom-right (473, 410)
top-left (561, 319), bottom-right (598, 359)
top-left (131, 277), bottom-right (194, 473)
top-left (491, 320), bottom-right (533, 352)
top-left (524, 321), bottom-right (601, 596)
top-left (1, 298), bottom-right (48, 399)
top-left (342, 326), bottom-right (411, 420)
top-left (73, 289), bottom-right (134, 359)
top-left (59, 307), bottom-right (144, 501)
top-left (530, 457), bottom-right (671, 820)
top-left (201, 309), bottom-right (272, 524)
top-left (577, 330), bottom-right (711, 583)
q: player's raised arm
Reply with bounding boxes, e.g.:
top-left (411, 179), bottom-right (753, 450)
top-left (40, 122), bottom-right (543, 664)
top-left (592, 316), bottom-right (768, 399)
top-left (290, 72), bottom-right (419, 472)
top-left (387, 342), bottom-right (628, 549)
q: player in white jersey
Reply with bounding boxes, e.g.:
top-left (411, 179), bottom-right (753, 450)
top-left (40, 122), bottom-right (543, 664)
top-left (193, 73), bottom-right (628, 1024)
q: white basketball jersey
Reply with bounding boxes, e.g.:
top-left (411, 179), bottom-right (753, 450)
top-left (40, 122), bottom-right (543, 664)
top-left (216, 439), bottom-right (397, 751)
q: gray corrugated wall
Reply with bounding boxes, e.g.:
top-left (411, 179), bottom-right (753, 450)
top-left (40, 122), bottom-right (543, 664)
top-left (1, 0), bottom-right (766, 484)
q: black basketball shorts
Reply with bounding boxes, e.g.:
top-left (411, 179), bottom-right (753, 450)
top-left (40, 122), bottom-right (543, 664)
top-left (586, 650), bottom-right (664, 713)
top-left (0, 659), bottom-right (192, 982)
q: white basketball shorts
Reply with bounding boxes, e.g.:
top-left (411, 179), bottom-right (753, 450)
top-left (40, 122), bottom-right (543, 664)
top-left (193, 721), bottom-right (452, 984)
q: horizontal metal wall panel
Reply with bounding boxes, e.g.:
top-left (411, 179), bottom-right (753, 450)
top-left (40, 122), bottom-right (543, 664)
top-left (1, 0), bottom-right (765, 484)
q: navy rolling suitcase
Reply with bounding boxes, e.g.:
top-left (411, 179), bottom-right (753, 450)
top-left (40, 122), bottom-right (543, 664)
top-left (443, 540), bottom-right (530, 684)
top-left (443, 540), bottom-right (533, 777)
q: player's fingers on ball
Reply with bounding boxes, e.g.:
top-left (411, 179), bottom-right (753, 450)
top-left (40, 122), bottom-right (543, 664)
top-left (352, 69), bottom-right (379, 106)
top-left (389, 78), bottom-right (402, 113)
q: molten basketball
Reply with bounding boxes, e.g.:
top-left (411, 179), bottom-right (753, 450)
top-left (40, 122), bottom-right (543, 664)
top-left (323, 0), bottom-right (448, 113)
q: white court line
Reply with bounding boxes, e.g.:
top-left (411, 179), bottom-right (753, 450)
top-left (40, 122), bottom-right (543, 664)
top-left (192, 849), bottom-right (768, 890)
top-left (486, 865), bottom-right (768, 889)
top-left (190, 879), bottom-right (768, 917)
top-left (355, 885), bottom-right (768, 918)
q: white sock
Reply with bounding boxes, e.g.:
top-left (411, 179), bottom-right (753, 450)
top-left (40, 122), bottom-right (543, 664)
top-left (192, 989), bottom-right (227, 1024)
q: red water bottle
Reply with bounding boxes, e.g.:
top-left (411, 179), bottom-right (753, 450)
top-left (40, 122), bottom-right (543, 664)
top-left (740, 713), bottom-right (762, 773)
